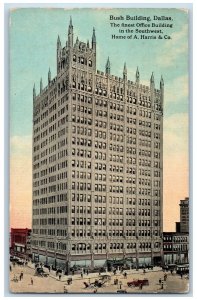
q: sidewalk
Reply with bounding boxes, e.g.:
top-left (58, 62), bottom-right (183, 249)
top-left (27, 261), bottom-right (162, 283)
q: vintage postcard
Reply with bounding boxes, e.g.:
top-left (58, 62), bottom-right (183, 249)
top-left (9, 7), bottom-right (189, 294)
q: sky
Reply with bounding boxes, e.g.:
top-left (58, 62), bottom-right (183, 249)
top-left (9, 7), bottom-right (189, 231)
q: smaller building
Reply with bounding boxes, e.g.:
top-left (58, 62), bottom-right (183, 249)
top-left (10, 228), bottom-right (31, 258)
top-left (163, 232), bottom-right (189, 264)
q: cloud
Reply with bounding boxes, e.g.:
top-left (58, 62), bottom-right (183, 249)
top-left (164, 75), bottom-right (188, 105)
top-left (10, 135), bottom-right (32, 228)
top-left (163, 112), bottom-right (188, 156)
top-left (10, 135), bottom-right (32, 155)
top-left (156, 24), bottom-right (188, 68)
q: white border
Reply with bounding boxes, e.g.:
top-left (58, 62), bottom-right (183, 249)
top-left (2, 1), bottom-right (195, 299)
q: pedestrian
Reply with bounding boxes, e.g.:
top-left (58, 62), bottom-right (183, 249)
top-left (180, 273), bottom-right (183, 279)
top-left (139, 283), bottom-right (143, 290)
top-left (124, 272), bottom-right (127, 279)
top-left (59, 274), bottom-right (61, 281)
top-left (87, 269), bottom-right (89, 275)
top-left (159, 278), bottom-right (162, 284)
top-left (161, 281), bottom-right (164, 289)
top-left (31, 278), bottom-right (33, 285)
top-left (81, 272), bottom-right (83, 278)
top-left (170, 269), bottom-right (173, 275)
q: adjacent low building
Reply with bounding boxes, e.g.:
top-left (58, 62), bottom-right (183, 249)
top-left (163, 232), bottom-right (189, 264)
top-left (163, 197), bottom-right (189, 264)
top-left (10, 228), bottom-right (31, 259)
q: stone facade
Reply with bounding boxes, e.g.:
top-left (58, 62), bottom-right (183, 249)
top-left (31, 19), bottom-right (163, 271)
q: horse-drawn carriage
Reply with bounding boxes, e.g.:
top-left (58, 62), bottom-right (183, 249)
top-left (83, 275), bottom-right (111, 289)
top-left (127, 279), bottom-right (149, 287)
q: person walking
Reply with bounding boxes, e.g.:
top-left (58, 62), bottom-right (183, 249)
top-left (81, 272), bottom-right (83, 278)
top-left (31, 278), bottom-right (33, 285)
top-left (59, 274), bottom-right (62, 281)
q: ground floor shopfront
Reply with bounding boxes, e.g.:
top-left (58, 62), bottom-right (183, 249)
top-left (163, 251), bottom-right (189, 265)
top-left (31, 247), bottom-right (162, 274)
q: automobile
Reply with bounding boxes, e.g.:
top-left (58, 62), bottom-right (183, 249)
top-left (117, 289), bottom-right (127, 293)
top-left (70, 265), bottom-right (81, 272)
top-left (10, 257), bottom-right (19, 263)
top-left (147, 265), bottom-right (154, 270)
top-left (35, 267), bottom-right (49, 277)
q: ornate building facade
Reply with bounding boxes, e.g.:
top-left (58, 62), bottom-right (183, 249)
top-left (31, 19), bottom-right (164, 271)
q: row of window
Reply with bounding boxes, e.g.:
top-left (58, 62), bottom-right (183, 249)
top-left (163, 244), bottom-right (188, 251)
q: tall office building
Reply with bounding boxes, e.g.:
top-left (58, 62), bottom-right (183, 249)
top-left (179, 197), bottom-right (189, 233)
top-left (31, 19), bottom-right (164, 271)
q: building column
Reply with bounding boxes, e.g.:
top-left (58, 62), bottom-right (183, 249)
top-left (66, 252), bottom-right (71, 274)
top-left (91, 252), bottom-right (94, 268)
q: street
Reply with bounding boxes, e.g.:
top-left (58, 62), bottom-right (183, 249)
top-left (9, 262), bottom-right (189, 294)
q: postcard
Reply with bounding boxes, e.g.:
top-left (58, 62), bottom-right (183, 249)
top-left (9, 7), bottom-right (189, 294)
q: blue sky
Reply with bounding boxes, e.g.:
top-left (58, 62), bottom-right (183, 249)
top-left (9, 8), bottom-right (189, 230)
top-left (10, 8), bottom-right (188, 136)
